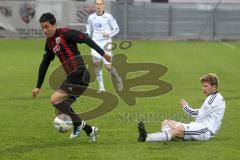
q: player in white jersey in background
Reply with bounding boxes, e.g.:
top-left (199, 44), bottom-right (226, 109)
top-left (86, 0), bottom-right (122, 93)
top-left (138, 73), bottom-right (226, 142)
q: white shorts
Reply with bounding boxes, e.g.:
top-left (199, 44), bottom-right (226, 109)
top-left (177, 122), bottom-right (212, 141)
top-left (91, 40), bottom-right (112, 64)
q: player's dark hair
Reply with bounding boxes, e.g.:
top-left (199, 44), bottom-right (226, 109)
top-left (39, 12), bottom-right (56, 25)
top-left (200, 73), bottom-right (219, 88)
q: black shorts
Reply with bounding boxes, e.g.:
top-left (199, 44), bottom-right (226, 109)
top-left (58, 69), bottom-right (90, 96)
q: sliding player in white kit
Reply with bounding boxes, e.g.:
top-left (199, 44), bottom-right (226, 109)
top-left (86, 0), bottom-right (122, 93)
top-left (138, 73), bottom-right (226, 142)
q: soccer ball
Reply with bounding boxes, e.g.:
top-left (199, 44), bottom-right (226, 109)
top-left (53, 114), bottom-right (73, 133)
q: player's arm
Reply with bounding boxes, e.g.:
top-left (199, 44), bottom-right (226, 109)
top-left (82, 33), bottom-right (112, 62)
top-left (65, 30), bottom-right (111, 62)
top-left (108, 15), bottom-right (119, 38)
top-left (32, 48), bottom-right (55, 97)
top-left (180, 99), bottom-right (199, 117)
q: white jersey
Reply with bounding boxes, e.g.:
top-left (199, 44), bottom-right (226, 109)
top-left (183, 92), bottom-right (225, 135)
top-left (86, 12), bottom-right (119, 41)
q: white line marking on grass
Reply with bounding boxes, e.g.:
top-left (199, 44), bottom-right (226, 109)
top-left (222, 42), bottom-right (235, 49)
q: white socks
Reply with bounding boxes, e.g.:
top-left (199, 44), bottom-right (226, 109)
top-left (146, 130), bottom-right (172, 142)
top-left (95, 67), bottom-right (105, 91)
top-left (108, 67), bottom-right (120, 80)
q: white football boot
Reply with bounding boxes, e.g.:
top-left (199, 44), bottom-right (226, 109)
top-left (88, 126), bottom-right (99, 142)
top-left (70, 121), bottom-right (86, 140)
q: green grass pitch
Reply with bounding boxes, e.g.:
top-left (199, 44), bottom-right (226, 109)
top-left (0, 39), bottom-right (240, 160)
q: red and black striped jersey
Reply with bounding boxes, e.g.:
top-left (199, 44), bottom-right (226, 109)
top-left (36, 28), bottom-right (105, 88)
top-left (45, 28), bottom-right (104, 74)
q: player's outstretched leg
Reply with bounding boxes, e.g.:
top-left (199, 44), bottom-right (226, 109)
top-left (107, 66), bottom-right (123, 91)
top-left (52, 100), bottom-right (84, 139)
top-left (138, 121), bottom-right (147, 142)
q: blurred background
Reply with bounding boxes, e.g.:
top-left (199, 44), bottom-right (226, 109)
top-left (0, 0), bottom-right (240, 40)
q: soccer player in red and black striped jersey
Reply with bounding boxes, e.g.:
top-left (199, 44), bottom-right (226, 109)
top-left (31, 12), bottom-right (111, 141)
